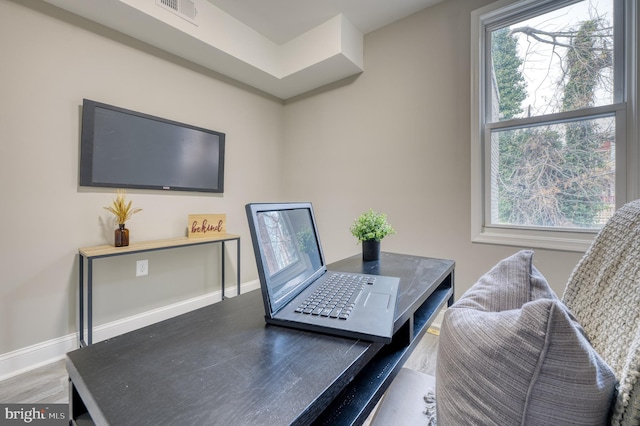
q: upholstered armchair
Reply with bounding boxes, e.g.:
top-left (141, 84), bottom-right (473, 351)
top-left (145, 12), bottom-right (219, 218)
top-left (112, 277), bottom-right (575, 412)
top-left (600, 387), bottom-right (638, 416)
top-left (562, 200), bottom-right (640, 425)
top-left (372, 200), bottom-right (640, 425)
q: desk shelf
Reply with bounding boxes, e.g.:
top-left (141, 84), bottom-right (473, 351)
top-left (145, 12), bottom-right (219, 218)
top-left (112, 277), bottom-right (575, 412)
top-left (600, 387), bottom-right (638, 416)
top-left (78, 234), bottom-right (240, 347)
top-left (313, 279), bottom-right (453, 425)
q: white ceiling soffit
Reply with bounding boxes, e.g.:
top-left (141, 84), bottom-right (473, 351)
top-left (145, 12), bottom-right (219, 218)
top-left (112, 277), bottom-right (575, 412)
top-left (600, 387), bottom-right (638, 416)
top-left (42, 0), bottom-right (365, 99)
top-left (208, 0), bottom-right (443, 46)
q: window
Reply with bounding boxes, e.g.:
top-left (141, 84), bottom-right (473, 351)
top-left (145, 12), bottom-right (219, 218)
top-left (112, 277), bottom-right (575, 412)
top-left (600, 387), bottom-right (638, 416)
top-left (471, 0), bottom-right (639, 251)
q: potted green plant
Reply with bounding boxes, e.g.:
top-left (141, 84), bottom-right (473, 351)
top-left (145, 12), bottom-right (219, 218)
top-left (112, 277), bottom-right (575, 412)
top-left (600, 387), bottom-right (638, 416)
top-left (350, 209), bottom-right (395, 261)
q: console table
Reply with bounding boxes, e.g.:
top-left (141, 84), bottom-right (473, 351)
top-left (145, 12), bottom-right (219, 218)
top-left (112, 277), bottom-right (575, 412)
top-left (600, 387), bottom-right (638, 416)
top-left (77, 233), bottom-right (240, 347)
top-left (67, 252), bottom-right (454, 425)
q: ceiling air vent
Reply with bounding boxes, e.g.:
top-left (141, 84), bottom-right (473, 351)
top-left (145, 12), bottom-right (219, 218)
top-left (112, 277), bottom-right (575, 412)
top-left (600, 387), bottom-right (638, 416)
top-left (156, 0), bottom-right (197, 25)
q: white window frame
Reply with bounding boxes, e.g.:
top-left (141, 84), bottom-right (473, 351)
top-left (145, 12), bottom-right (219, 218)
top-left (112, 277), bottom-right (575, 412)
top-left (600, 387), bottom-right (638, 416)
top-left (471, 0), bottom-right (640, 252)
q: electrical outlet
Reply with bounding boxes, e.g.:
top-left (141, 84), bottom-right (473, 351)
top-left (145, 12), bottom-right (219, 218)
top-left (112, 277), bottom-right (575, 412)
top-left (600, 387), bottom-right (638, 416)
top-left (136, 259), bottom-right (149, 277)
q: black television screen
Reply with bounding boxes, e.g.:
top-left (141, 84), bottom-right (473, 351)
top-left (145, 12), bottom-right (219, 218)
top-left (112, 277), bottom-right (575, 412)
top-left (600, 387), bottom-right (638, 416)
top-left (80, 99), bottom-right (225, 193)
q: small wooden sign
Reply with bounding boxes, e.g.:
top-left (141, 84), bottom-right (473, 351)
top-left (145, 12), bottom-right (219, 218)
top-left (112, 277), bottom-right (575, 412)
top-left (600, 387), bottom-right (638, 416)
top-left (188, 214), bottom-right (226, 238)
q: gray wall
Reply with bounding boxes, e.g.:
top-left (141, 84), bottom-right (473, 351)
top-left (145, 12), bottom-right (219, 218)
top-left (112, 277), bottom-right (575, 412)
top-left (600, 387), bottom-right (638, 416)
top-left (282, 0), bottom-right (583, 302)
top-left (0, 0), bottom-right (584, 358)
top-left (0, 0), bottom-right (283, 354)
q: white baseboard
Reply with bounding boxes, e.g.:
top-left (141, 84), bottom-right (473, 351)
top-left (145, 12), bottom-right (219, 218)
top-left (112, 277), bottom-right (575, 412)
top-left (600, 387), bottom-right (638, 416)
top-left (0, 335), bottom-right (76, 383)
top-left (0, 280), bottom-right (260, 382)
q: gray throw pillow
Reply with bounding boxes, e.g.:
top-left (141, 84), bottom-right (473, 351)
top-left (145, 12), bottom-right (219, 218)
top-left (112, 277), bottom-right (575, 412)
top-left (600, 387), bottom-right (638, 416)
top-left (436, 250), bottom-right (616, 425)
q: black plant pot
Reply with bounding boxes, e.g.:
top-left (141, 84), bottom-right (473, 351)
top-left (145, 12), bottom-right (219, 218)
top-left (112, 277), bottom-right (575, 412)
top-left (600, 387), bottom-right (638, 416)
top-left (362, 240), bottom-right (381, 261)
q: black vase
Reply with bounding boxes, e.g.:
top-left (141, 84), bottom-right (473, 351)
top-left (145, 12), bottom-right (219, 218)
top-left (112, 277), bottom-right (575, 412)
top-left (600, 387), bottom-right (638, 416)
top-left (362, 240), bottom-right (381, 261)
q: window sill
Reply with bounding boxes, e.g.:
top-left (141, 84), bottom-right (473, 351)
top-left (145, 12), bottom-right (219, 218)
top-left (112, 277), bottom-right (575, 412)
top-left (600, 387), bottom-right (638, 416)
top-left (472, 228), bottom-right (594, 252)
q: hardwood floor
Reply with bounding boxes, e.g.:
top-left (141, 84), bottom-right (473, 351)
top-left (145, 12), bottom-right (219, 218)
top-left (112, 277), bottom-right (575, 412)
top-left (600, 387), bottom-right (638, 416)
top-left (403, 327), bottom-right (439, 376)
top-left (0, 330), bottom-right (439, 410)
top-left (0, 359), bottom-right (68, 404)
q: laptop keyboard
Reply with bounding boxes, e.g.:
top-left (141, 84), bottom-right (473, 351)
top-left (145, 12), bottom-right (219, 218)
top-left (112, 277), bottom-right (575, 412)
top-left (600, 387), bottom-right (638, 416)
top-left (294, 273), bottom-right (372, 320)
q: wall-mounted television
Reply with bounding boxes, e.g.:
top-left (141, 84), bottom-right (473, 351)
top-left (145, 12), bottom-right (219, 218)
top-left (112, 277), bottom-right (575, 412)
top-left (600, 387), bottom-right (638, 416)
top-left (80, 99), bottom-right (225, 193)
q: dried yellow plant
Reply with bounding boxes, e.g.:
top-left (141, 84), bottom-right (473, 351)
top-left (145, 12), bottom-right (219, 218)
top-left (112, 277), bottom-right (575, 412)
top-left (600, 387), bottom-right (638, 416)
top-left (104, 189), bottom-right (142, 225)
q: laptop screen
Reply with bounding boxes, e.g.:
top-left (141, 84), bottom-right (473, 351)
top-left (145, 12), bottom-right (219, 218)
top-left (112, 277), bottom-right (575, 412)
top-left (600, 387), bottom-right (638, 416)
top-left (246, 203), bottom-right (326, 314)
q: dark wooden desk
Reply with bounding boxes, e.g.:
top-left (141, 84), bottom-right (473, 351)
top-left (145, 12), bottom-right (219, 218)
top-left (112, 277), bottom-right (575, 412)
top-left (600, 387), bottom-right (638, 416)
top-left (67, 252), bottom-right (454, 425)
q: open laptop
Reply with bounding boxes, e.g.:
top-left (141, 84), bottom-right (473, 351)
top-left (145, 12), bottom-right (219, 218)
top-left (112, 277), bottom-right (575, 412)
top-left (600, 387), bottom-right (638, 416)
top-left (245, 202), bottom-right (400, 343)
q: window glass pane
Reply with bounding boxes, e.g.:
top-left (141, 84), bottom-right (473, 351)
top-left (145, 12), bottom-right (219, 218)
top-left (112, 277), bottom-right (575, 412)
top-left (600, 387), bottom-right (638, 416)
top-left (491, 115), bottom-right (615, 228)
top-left (490, 0), bottom-right (614, 122)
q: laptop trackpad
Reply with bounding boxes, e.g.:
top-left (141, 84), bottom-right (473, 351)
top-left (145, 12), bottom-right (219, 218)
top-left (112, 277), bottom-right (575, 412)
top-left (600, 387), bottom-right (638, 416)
top-left (364, 292), bottom-right (390, 310)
